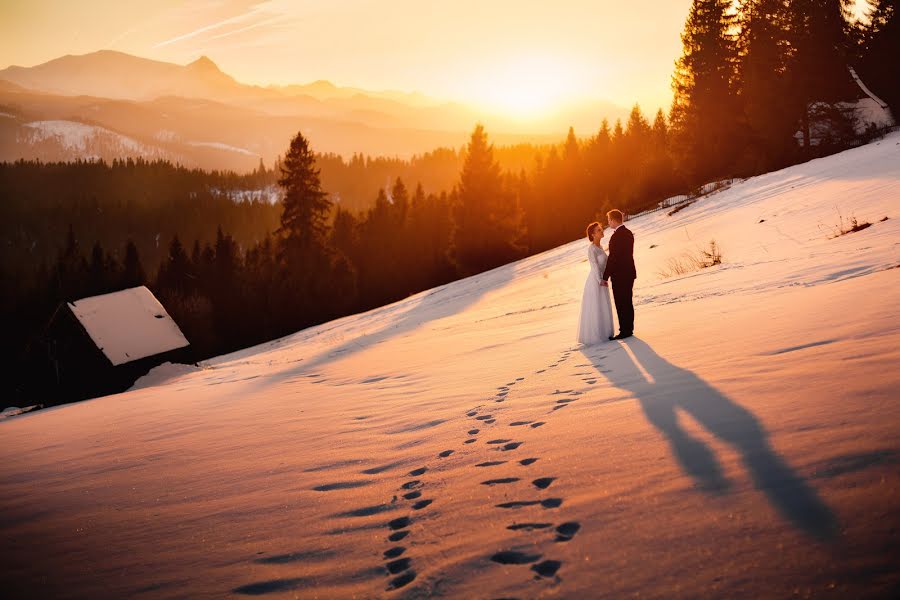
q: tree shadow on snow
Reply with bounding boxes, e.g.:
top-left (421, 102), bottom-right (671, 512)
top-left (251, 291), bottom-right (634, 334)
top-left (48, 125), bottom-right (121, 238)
top-left (581, 337), bottom-right (837, 541)
top-left (246, 263), bottom-right (515, 391)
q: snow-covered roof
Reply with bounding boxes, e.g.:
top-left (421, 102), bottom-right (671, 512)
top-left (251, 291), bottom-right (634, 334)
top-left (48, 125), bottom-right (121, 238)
top-left (68, 286), bottom-right (189, 366)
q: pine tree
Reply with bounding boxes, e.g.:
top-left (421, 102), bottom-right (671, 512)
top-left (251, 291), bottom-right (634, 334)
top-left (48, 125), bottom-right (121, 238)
top-left (390, 177), bottom-right (410, 225)
top-left (213, 227), bottom-right (239, 291)
top-left (121, 240), bottom-right (146, 288)
top-left (330, 208), bottom-right (360, 264)
top-left (652, 109), bottom-right (670, 150)
top-left (52, 225), bottom-right (87, 301)
top-left (277, 131), bottom-right (332, 254)
top-left (671, 0), bottom-right (743, 184)
top-left (157, 235), bottom-right (191, 294)
top-left (645, 109), bottom-right (681, 203)
top-left (584, 120), bottom-right (613, 221)
top-left (85, 241), bottom-right (119, 296)
top-left (738, 0), bottom-right (797, 168)
top-left (451, 125), bottom-right (525, 274)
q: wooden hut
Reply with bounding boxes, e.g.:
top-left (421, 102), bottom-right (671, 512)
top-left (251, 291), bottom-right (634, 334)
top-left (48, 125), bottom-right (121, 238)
top-left (38, 286), bottom-right (190, 404)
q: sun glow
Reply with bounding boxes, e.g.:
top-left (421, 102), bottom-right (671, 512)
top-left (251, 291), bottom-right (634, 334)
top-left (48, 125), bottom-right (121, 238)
top-left (468, 55), bottom-right (587, 120)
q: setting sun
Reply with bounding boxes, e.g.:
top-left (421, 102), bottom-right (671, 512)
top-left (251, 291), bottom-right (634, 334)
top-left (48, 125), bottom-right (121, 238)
top-left (469, 55), bottom-right (586, 119)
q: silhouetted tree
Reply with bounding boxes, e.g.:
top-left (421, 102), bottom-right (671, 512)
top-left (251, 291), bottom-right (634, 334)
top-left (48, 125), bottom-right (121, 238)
top-left (121, 240), bottom-right (147, 289)
top-left (737, 0), bottom-right (797, 170)
top-left (671, 0), bottom-right (743, 185)
top-left (157, 235), bottom-right (191, 294)
top-left (278, 132), bottom-right (332, 254)
top-left (451, 125), bottom-right (525, 274)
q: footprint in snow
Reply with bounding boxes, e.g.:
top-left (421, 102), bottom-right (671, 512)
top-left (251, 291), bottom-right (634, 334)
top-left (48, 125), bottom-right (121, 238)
top-left (532, 560), bottom-right (562, 578)
top-left (491, 550), bottom-right (541, 565)
top-left (499, 442), bottom-right (523, 451)
top-left (555, 522), bottom-right (581, 542)
top-left (496, 498), bottom-right (562, 509)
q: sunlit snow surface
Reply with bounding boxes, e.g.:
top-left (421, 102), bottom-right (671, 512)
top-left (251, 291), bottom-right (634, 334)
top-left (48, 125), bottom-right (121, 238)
top-left (2, 134), bottom-right (899, 598)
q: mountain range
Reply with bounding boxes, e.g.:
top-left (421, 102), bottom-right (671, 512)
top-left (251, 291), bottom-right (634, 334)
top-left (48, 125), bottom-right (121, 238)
top-left (0, 50), bottom-right (628, 170)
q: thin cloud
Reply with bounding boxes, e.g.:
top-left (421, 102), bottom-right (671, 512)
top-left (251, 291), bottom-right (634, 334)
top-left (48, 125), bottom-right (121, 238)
top-left (207, 14), bottom-right (285, 42)
top-left (152, 6), bottom-right (266, 48)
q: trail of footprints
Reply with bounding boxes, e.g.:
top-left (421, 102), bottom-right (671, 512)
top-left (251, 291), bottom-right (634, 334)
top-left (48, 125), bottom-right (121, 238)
top-left (376, 346), bottom-right (584, 592)
top-left (378, 464), bottom-right (431, 591)
top-left (469, 354), bottom-right (580, 582)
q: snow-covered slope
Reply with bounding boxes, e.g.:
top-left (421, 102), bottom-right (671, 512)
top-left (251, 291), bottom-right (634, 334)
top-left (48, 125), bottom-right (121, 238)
top-left (2, 135), bottom-right (899, 598)
top-left (13, 119), bottom-right (172, 162)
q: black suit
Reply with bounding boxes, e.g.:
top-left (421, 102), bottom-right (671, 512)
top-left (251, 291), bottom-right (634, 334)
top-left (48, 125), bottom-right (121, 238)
top-left (603, 225), bottom-right (636, 335)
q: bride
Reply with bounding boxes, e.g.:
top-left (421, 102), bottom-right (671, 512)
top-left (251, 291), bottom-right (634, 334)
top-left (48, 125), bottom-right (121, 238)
top-left (577, 221), bottom-right (614, 345)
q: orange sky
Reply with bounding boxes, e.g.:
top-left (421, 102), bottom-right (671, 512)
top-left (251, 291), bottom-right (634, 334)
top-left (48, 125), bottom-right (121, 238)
top-left (0, 0), bottom-right (872, 118)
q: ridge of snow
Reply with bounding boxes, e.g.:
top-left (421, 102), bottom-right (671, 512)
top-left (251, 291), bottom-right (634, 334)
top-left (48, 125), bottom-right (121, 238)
top-left (20, 119), bottom-right (147, 153)
top-left (186, 141), bottom-right (258, 156)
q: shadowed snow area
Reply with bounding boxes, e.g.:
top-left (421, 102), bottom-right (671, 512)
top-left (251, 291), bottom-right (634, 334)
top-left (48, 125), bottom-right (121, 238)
top-left (2, 134), bottom-right (899, 598)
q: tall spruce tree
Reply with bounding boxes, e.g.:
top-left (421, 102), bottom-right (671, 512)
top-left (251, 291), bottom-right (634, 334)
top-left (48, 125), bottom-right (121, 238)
top-left (276, 131), bottom-right (358, 327)
top-left (451, 125), bottom-right (524, 274)
top-left (738, 0), bottom-right (797, 169)
top-left (121, 240), bottom-right (146, 289)
top-left (277, 132), bottom-right (332, 255)
top-left (157, 235), bottom-right (190, 294)
top-left (671, 0), bottom-right (743, 185)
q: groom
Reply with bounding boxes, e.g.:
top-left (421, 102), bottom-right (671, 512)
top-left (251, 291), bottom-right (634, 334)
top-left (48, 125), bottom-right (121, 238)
top-left (603, 209), bottom-right (636, 340)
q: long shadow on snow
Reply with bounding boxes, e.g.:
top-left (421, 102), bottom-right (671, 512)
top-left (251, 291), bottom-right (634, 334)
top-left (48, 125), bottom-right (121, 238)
top-left (581, 337), bottom-right (837, 541)
top-left (247, 262), bottom-right (515, 391)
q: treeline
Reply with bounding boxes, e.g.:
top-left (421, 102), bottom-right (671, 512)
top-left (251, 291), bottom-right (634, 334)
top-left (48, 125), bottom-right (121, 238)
top-left (0, 158), bottom-right (282, 282)
top-left (314, 143), bottom-right (556, 213)
top-left (670, 0), bottom-right (898, 185)
top-left (5, 115), bottom-right (683, 403)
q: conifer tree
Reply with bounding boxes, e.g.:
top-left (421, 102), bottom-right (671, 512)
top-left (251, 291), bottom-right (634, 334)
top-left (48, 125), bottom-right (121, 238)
top-left (671, 0), bottom-right (742, 184)
top-left (737, 0), bottom-right (796, 168)
top-left (157, 235), bottom-right (191, 294)
top-left (390, 177), bottom-right (410, 225)
top-left (121, 240), bottom-right (146, 289)
top-left (277, 132), bottom-right (332, 254)
top-left (451, 125), bottom-right (524, 274)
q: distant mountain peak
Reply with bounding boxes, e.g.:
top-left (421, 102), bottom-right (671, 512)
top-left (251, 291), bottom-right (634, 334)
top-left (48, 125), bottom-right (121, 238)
top-left (188, 56), bottom-right (221, 72)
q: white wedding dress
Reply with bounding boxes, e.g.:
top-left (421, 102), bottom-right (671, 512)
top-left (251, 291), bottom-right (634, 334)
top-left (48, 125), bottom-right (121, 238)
top-left (577, 243), bottom-right (614, 345)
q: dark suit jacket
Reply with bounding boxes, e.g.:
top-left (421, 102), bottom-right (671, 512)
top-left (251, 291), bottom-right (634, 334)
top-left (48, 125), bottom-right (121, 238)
top-left (603, 225), bottom-right (636, 281)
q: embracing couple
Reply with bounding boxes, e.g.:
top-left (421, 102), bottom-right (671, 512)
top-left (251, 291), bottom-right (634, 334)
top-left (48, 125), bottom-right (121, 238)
top-left (577, 209), bottom-right (636, 346)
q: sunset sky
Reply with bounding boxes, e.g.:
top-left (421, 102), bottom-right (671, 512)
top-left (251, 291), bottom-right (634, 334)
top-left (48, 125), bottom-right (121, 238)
top-left (0, 0), bottom-right (872, 117)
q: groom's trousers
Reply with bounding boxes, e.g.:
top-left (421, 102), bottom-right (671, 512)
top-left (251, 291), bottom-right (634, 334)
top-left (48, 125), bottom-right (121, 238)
top-left (611, 276), bottom-right (635, 334)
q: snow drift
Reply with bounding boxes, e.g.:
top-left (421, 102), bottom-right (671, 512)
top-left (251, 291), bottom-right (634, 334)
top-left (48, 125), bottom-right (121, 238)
top-left (1, 134), bottom-right (899, 598)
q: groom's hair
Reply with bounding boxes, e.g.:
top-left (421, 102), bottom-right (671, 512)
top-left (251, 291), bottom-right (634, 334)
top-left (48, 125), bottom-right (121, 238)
top-left (586, 221), bottom-right (601, 240)
top-left (607, 209), bottom-right (624, 224)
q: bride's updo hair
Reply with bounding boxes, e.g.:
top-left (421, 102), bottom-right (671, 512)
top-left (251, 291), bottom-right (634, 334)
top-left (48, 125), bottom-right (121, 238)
top-left (586, 221), bottom-right (601, 241)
